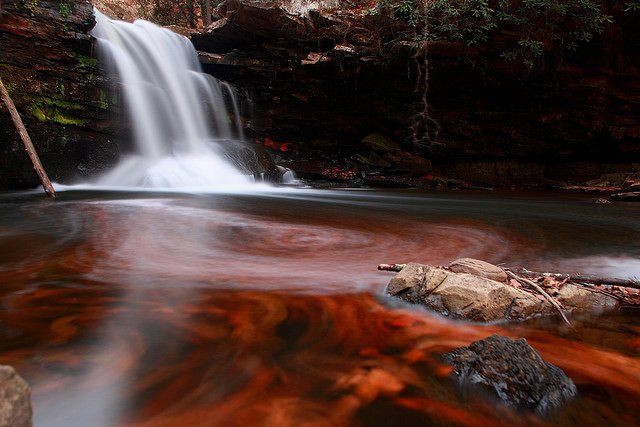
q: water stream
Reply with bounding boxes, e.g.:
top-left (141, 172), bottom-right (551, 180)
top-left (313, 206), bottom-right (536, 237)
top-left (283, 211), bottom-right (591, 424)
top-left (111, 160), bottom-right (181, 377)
top-left (0, 189), bottom-right (639, 426)
top-left (91, 10), bottom-right (251, 189)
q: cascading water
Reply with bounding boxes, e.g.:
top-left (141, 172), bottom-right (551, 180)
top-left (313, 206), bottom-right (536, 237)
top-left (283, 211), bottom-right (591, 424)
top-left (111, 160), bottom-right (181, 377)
top-left (91, 10), bottom-right (252, 189)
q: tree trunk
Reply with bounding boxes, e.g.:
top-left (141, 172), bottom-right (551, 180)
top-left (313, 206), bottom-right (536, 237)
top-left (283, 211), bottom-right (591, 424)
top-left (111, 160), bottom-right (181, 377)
top-left (201, 0), bottom-right (211, 27)
top-left (0, 77), bottom-right (56, 197)
top-left (509, 268), bottom-right (640, 290)
top-left (186, 0), bottom-right (196, 28)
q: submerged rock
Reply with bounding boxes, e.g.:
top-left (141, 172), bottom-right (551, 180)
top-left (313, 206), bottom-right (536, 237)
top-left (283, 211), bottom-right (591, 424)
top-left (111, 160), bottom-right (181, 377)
top-left (0, 365), bottom-right (32, 427)
top-left (443, 335), bottom-right (577, 413)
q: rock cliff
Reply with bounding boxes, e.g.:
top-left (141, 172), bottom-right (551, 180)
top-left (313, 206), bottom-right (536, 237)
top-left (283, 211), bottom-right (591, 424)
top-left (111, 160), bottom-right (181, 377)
top-left (1, 0), bottom-right (639, 189)
top-left (0, 0), bottom-right (120, 190)
top-left (192, 0), bottom-right (640, 186)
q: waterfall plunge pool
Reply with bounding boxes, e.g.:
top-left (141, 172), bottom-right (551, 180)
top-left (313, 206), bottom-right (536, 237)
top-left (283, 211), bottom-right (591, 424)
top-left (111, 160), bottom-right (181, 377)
top-left (0, 188), bottom-right (638, 426)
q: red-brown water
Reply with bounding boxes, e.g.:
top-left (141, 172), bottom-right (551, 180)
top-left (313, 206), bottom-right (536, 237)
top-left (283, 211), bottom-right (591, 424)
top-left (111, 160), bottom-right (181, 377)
top-left (0, 189), bottom-right (638, 426)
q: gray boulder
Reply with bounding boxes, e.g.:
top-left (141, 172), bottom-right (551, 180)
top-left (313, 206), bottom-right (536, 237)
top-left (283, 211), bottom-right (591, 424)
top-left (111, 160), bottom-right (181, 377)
top-left (0, 365), bottom-right (32, 427)
top-left (443, 335), bottom-right (577, 413)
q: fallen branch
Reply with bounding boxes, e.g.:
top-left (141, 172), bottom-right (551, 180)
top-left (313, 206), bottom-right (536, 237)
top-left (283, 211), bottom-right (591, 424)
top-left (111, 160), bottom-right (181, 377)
top-left (572, 282), bottom-right (623, 301)
top-left (505, 270), bottom-right (573, 328)
top-left (378, 263), bottom-right (406, 272)
top-left (0, 77), bottom-right (56, 197)
top-left (512, 268), bottom-right (640, 291)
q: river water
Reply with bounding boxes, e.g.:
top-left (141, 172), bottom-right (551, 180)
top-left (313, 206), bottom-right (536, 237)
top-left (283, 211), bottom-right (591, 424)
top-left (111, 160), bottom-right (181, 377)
top-left (0, 188), bottom-right (638, 426)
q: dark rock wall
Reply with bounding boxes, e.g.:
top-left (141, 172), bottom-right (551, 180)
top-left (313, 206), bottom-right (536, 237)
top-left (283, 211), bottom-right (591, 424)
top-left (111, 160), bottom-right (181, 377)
top-left (428, 9), bottom-right (640, 184)
top-left (194, 1), bottom-right (640, 185)
top-left (0, 0), bottom-right (120, 190)
top-left (1, 0), bottom-right (638, 189)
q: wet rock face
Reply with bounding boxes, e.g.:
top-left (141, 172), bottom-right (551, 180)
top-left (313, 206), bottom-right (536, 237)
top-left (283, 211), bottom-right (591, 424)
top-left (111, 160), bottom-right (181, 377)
top-left (0, 0), bottom-right (121, 190)
top-left (193, 1), bottom-right (640, 186)
top-left (193, 0), bottom-right (422, 181)
top-left (0, 365), bottom-right (32, 427)
top-left (443, 335), bottom-right (577, 413)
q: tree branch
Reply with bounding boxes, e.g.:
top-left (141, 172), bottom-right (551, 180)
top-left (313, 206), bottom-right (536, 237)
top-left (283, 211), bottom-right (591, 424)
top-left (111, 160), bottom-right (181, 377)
top-left (505, 270), bottom-right (573, 328)
top-left (0, 77), bottom-right (56, 197)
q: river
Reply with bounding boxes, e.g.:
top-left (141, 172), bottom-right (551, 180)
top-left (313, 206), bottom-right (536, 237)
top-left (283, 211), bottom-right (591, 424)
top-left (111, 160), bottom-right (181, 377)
top-left (0, 188), bottom-right (638, 426)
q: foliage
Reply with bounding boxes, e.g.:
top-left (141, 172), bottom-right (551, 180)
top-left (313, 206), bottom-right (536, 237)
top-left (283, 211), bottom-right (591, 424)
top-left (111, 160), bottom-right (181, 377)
top-left (59, 1), bottom-right (69, 18)
top-left (378, 0), bottom-right (624, 71)
top-left (78, 55), bottom-right (98, 68)
top-left (133, 0), bottom-right (222, 28)
top-left (21, 0), bottom-right (38, 16)
top-left (621, 0), bottom-right (640, 11)
top-left (425, 0), bottom-right (498, 44)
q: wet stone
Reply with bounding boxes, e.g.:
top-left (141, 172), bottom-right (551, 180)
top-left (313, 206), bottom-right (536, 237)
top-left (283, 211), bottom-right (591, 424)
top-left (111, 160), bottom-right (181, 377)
top-left (0, 365), bottom-right (32, 427)
top-left (443, 335), bottom-right (577, 413)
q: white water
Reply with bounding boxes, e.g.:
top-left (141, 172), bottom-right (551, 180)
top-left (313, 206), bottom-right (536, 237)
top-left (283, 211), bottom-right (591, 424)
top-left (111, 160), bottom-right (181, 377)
top-left (91, 10), bottom-right (252, 189)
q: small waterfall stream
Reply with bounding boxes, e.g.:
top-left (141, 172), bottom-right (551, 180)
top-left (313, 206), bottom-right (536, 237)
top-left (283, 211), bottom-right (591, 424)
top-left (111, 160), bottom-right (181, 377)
top-left (91, 10), bottom-right (252, 189)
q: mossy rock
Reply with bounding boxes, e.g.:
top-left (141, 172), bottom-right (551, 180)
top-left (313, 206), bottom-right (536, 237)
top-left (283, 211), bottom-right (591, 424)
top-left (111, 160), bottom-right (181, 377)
top-left (360, 132), bottom-right (401, 153)
top-left (29, 96), bottom-right (87, 126)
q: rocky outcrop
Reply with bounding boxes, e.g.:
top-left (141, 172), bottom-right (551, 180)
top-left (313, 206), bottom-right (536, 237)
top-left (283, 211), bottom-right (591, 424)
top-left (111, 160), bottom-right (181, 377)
top-left (385, 261), bottom-right (618, 321)
top-left (192, 0), bottom-right (427, 184)
top-left (0, 365), bottom-right (32, 427)
top-left (0, 0), bottom-right (120, 190)
top-left (443, 335), bottom-right (577, 413)
top-left (386, 263), bottom-right (550, 321)
top-left (192, 0), bottom-right (640, 187)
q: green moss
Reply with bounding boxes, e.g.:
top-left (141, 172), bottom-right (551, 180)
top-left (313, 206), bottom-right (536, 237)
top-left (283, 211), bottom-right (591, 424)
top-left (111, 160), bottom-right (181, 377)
top-left (98, 90), bottom-right (109, 110)
top-left (29, 103), bottom-right (48, 121)
top-left (59, 1), bottom-right (69, 18)
top-left (55, 81), bottom-right (65, 97)
top-left (360, 133), bottom-right (401, 153)
top-left (78, 56), bottom-right (97, 69)
top-left (29, 96), bottom-right (87, 126)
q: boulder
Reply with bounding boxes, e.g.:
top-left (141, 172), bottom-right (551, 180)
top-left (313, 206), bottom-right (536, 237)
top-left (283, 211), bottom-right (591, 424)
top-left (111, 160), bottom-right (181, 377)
top-left (386, 263), bottom-right (550, 321)
top-left (448, 258), bottom-right (507, 282)
top-left (191, 0), bottom-right (316, 53)
top-left (0, 365), bottom-right (32, 427)
top-left (386, 263), bottom-right (620, 321)
top-left (443, 335), bottom-right (577, 413)
top-left (556, 285), bottom-right (618, 313)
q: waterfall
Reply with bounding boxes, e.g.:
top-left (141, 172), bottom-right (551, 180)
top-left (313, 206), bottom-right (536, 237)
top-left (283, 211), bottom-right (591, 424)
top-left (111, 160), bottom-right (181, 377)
top-left (91, 10), bottom-right (252, 189)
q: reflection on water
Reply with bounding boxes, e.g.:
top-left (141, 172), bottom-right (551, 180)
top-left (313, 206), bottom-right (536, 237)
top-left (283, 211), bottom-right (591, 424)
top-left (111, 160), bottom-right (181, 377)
top-left (0, 189), bottom-right (638, 426)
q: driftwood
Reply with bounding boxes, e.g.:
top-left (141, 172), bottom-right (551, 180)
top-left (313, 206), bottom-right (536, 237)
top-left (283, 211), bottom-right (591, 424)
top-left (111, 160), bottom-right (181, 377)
top-left (377, 263), bottom-right (406, 272)
top-left (505, 270), bottom-right (573, 327)
top-left (511, 268), bottom-right (640, 291)
top-left (0, 77), bottom-right (56, 197)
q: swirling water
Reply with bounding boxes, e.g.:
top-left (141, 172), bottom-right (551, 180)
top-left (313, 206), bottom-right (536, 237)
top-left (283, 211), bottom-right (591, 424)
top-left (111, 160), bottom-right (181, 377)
top-left (0, 188), bottom-right (638, 426)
